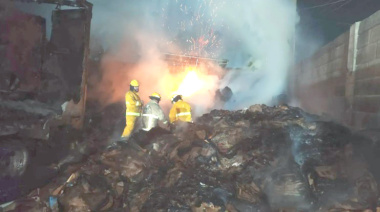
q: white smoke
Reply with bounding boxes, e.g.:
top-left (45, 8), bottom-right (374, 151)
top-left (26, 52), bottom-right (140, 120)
top-left (87, 0), bottom-right (298, 115)
top-left (10, 0), bottom-right (299, 114)
top-left (216, 0), bottom-right (299, 109)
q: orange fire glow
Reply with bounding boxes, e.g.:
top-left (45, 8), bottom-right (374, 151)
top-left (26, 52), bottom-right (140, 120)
top-left (169, 67), bottom-right (208, 98)
top-left (91, 55), bottom-right (220, 115)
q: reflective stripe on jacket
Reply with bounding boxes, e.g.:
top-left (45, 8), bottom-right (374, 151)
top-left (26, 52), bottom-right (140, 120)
top-left (142, 100), bottom-right (167, 131)
top-left (176, 112), bottom-right (191, 117)
top-left (169, 100), bottom-right (192, 123)
top-left (126, 112), bottom-right (141, 116)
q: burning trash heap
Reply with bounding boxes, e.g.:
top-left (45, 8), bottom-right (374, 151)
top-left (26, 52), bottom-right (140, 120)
top-left (15, 104), bottom-right (380, 211)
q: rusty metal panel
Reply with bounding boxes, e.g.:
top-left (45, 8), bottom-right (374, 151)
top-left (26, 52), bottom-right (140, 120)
top-left (50, 8), bottom-right (87, 103)
top-left (0, 11), bottom-right (45, 92)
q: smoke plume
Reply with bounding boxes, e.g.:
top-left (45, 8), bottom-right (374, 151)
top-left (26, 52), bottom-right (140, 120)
top-left (217, 0), bottom-right (299, 109)
top-left (88, 0), bottom-right (298, 115)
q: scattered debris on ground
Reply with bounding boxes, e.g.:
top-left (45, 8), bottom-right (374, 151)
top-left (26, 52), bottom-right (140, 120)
top-left (2, 104), bottom-right (380, 212)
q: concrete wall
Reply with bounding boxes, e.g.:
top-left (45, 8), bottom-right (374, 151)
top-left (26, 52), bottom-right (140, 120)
top-left (352, 11), bottom-right (380, 129)
top-left (293, 10), bottom-right (380, 129)
top-left (293, 32), bottom-right (349, 124)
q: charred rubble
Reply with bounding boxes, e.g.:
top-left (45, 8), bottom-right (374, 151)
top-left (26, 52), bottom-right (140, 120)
top-left (3, 104), bottom-right (380, 212)
top-left (0, 2), bottom-right (94, 206)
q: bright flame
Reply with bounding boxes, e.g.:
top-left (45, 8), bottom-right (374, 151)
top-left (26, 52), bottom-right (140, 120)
top-left (176, 70), bottom-right (205, 97)
top-left (156, 65), bottom-right (219, 115)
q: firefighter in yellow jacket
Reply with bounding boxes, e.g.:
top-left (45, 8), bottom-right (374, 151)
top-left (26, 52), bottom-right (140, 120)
top-left (121, 79), bottom-right (143, 138)
top-left (169, 94), bottom-right (192, 123)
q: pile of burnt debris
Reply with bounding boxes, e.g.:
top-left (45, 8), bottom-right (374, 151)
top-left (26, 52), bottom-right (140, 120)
top-left (3, 104), bottom-right (380, 212)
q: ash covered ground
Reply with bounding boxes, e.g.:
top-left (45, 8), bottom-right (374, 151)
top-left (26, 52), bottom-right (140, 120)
top-left (3, 104), bottom-right (380, 212)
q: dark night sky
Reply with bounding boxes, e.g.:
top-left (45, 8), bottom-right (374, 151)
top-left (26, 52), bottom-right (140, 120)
top-left (296, 0), bottom-right (380, 61)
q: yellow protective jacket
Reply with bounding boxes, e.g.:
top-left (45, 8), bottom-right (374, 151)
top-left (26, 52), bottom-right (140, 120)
top-left (121, 91), bottom-right (142, 137)
top-left (169, 100), bottom-right (192, 123)
top-left (125, 91), bottom-right (142, 115)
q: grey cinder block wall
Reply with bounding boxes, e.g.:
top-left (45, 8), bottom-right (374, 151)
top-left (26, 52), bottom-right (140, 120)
top-left (292, 10), bottom-right (380, 130)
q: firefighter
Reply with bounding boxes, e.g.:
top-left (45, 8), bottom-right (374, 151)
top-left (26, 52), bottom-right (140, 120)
top-left (169, 94), bottom-right (192, 123)
top-left (141, 92), bottom-right (168, 131)
top-left (121, 79), bottom-right (143, 138)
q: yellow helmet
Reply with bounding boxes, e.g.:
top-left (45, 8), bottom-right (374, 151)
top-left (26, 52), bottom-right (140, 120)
top-left (150, 92), bottom-right (161, 99)
top-left (130, 79), bottom-right (139, 87)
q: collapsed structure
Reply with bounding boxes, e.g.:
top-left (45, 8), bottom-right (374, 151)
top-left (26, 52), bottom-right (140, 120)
top-left (0, 0), bottom-right (92, 182)
top-left (0, 1), bottom-right (94, 207)
top-left (2, 104), bottom-right (379, 211)
top-left (0, 0), bottom-right (92, 132)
